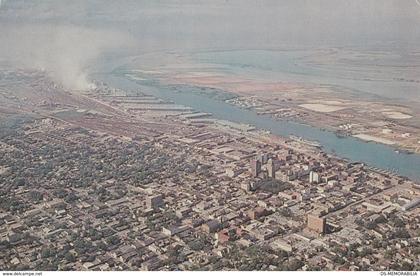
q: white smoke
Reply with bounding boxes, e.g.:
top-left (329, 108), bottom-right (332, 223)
top-left (0, 0), bottom-right (7, 9)
top-left (0, 24), bottom-right (134, 91)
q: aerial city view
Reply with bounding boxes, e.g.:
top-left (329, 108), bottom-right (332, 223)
top-left (0, 0), bottom-right (419, 273)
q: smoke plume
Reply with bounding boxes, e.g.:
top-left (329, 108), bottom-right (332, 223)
top-left (0, 24), bottom-right (134, 91)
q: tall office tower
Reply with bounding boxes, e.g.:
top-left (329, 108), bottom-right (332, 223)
top-left (147, 194), bottom-right (164, 210)
top-left (307, 213), bottom-right (326, 234)
top-left (267, 158), bottom-right (276, 178)
top-left (250, 159), bottom-right (261, 177)
top-left (309, 171), bottom-right (320, 184)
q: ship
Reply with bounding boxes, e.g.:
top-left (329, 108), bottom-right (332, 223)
top-left (289, 135), bottom-right (322, 148)
top-left (394, 149), bottom-right (414, 155)
top-left (335, 129), bottom-right (350, 138)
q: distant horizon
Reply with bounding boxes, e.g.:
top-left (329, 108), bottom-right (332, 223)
top-left (1, 1), bottom-right (420, 49)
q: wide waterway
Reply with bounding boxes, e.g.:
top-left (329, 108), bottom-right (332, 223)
top-left (98, 72), bottom-right (420, 181)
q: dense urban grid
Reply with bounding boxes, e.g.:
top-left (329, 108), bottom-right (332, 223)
top-left (0, 70), bottom-right (419, 271)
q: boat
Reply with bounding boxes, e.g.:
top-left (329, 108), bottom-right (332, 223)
top-left (289, 135), bottom-right (322, 148)
top-left (395, 149), bottom-right (414, 155)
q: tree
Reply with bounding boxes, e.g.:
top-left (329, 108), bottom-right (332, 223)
top-left (390, 216), bottom-right (405, 228)
top-left (394, 228), bottom-right (410, 239)
top-left (15, 178), bottom-right (26, 187)
top-left (65, 252), bottom-right (76, 263)
top-left (97, 241), bottom-right (107, 251)
top-left (41, 248), bottom-right (52, 259)
top-left (65, 192), bottom-right (78, 203)
top-left (287, 258), bottom-right (304, 270)
top-left (400, 261), bottom-right (414, 271)
top-left (384, 250), bottom-right (394, 258)
top-left (372, 239), bottom-right (381, 249)
top-left (29, 191), bottom-right (43, 202)
top-left (106, 235), bottom-right (120, 245)
top-left (54, 189), bottom-right (68, 198)
top-left (279, 207), bottom-right (292, 218)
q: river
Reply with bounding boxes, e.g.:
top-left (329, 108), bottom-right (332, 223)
top-left (99, 72), bottom-right (420, 182)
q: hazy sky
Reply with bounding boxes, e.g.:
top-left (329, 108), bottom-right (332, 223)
top-left (2, 0), bottom-right (420, 50)
top-left (1, 0), bottom-right (419, 89)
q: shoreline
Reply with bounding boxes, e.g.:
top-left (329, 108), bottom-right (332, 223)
top-left (105, 72), bottom-right (420, 181)
top-left (118, 67), bottom-right (420, 155)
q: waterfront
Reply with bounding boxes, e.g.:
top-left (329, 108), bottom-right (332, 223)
top-left (101, 72), bottom-right (420, 181)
